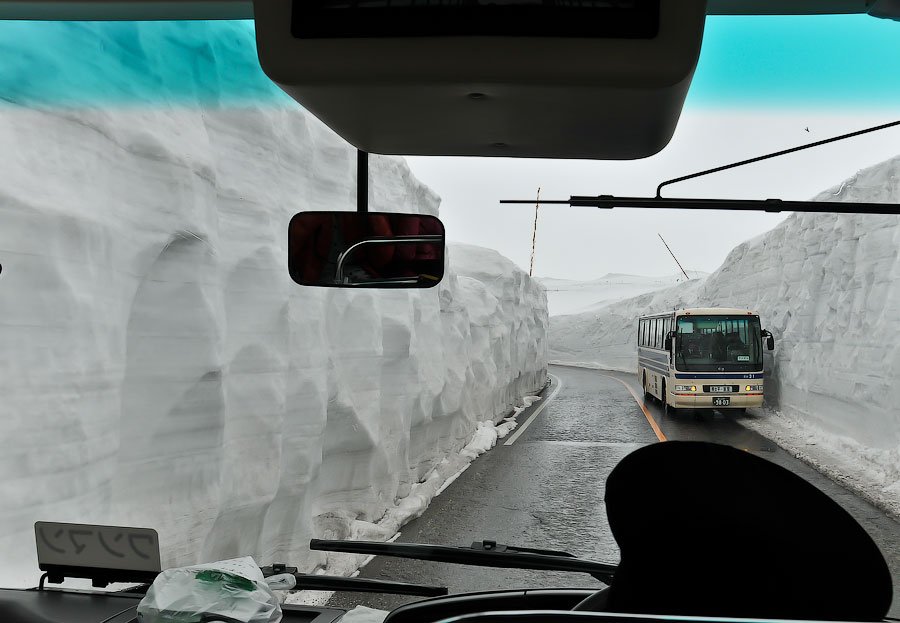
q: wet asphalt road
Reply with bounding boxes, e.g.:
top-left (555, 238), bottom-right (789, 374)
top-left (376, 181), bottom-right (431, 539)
top-left (327, 364), bottom-right (900, 615)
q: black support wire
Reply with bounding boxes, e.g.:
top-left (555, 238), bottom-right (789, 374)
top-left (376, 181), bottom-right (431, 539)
top-left (655, 119), bottom-right (900, 198)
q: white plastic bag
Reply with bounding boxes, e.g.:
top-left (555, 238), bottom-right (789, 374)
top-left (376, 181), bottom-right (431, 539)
top-left (263, 574), bottom-right (297, 591)
top-left (137, 557), bottom-right (282, 623)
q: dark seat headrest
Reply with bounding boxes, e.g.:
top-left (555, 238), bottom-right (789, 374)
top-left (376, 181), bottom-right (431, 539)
top-left (604, 441), bottom-right (892, 621)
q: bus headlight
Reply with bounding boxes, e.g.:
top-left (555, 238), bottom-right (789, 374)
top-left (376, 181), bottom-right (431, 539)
top-left (675, 385), bottom-right (696, 392)
top-left (745, 385), bottom-right (763, 392)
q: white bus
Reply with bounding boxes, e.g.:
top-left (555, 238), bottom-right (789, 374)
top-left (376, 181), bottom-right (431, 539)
top-left (638, 308), bottom-right (775, 415)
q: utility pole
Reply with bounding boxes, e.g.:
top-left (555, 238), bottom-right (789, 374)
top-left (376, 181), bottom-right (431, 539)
top-left (658, 233), bottom-right (690, 282)
top-left (529, 187), bottom-right (541, 277)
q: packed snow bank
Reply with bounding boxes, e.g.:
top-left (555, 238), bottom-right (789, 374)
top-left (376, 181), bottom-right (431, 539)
top-left (287, 405), bottom-right (533, 605)
top-left (0, 112), bottom-right (547, 586)
top-left (550, 156), bottom-right (900, 514)
top-left (540, 272), bottom-right (707, 316)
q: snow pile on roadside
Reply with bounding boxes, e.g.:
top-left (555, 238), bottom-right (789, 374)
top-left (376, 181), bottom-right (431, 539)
top-left (550, 156), bottom-right (900, 514)
top-left (540, 272), bottom-right (708, 316)
top-left (0, 46), bottom-right (547, 588)
top-left (287, 400), bottom-right (537, 605)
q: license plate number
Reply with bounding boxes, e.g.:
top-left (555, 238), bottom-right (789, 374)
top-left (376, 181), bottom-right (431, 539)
top-left (710, 386), bottom-right (731, 393)
top-left (713, 397), bottom-right (731, 407)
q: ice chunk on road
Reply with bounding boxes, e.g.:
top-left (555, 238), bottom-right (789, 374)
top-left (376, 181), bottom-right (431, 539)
top-left (340, 606), bottom-right (389, 623)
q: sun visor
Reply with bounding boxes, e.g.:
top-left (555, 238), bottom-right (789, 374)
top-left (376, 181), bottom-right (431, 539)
top-left (253, 1), bottom-right (707, 160)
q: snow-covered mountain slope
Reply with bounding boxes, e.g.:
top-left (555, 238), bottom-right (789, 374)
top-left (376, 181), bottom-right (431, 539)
top-left (0, 112), bottom-right (547, 586)
top-left (550, 278), bottom-right (707, 372)
top-left (550, 156), bottom-right (900, 514)
top-left (540, 272), bottom-right (708, 316)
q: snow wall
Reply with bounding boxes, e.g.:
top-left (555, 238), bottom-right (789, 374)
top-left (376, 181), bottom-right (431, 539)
top-left (0, 23), bottom-right (548, 586)
top-left (551, 156), bottom-right (900, 512)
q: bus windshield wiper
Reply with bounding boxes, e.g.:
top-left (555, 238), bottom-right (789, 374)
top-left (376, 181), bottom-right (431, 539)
top-left (309, 539), bottom-right (617, 584)
top-left (501, 119), bottom-right (900, 215)
top-left (260, 564), bottom-right (447, 597)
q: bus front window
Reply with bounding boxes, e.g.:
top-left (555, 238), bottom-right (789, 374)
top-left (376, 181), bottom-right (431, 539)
top-left (675, 315), bottom-right (763, 372)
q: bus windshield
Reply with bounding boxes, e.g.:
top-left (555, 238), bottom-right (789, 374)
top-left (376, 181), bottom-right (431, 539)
top-left (675, 315), bottom-right (763, 372)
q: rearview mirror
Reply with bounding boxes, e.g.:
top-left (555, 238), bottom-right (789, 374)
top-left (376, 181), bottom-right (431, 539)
top-left (288, 211), bottom-right (445, 288)
top-left (762, 329), bottom-right (775, 351)
top-left (664, 331), bottom-right (673, 351)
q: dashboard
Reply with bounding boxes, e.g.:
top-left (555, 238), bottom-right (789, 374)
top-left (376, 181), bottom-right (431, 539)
top-left (0, 588), bottom-right (344, 623)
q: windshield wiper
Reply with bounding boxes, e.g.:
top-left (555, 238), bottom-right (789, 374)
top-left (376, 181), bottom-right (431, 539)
top-left (260, 564), bottom-right (447, 597)
top-left (502, 119), bottom-right (900, 215)
top-left (309, 539), bottom-right (617, 584)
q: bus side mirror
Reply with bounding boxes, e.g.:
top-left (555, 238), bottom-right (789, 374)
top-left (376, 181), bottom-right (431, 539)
top-left (664, 331), bottom-right (673, 351)
top-left (762, 329), bottom-right (774, 351)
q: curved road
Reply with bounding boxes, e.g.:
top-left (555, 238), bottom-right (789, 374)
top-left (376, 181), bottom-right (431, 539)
top-left (328, 364), bottom-right (900, 614)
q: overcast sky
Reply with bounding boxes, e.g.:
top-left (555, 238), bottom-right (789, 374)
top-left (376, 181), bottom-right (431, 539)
top-left (404, 15), bottom-right (900, 281)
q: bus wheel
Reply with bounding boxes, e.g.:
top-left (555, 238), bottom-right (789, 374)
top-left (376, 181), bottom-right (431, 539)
top-left (662, 383), bottom-right (676, 416)
top-left (643, 373), bottom-right (652, 401)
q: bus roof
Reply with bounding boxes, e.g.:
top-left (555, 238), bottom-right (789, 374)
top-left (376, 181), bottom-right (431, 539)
top-left (639, 307), bottom-right (759, 319)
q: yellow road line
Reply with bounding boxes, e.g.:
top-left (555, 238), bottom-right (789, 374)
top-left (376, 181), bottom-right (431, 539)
top-left (598, 373), bottom-right (667, 442)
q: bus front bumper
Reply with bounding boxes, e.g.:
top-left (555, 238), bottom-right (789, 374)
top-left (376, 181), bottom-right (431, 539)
top-left (670, 394), bottom-right (764, 409)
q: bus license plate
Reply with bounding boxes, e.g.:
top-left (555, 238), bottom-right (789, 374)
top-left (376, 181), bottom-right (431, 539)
top-left (713, 397), bottom-right (730, 407)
